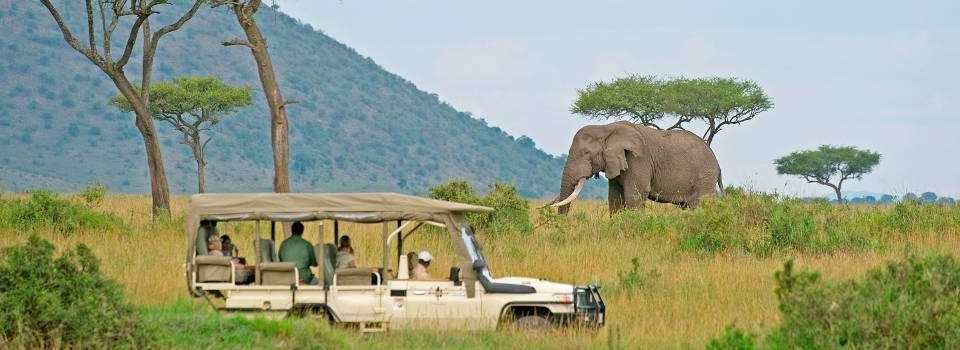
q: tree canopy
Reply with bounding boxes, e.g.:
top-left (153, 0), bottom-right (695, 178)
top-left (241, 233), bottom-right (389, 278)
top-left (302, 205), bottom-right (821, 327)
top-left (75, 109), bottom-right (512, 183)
top-left (110, 76), bottom-right (251, 193)
top-left (110, 76), bottom-right (252, 123)
top-left (774, 145), bottom-right (881, 203)
top-left (571, 75), bottom-right (773, 145)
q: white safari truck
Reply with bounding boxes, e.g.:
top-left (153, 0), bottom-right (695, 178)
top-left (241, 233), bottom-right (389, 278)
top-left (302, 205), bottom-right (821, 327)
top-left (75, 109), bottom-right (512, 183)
top-left (185, 193), bottom-right (605, 331)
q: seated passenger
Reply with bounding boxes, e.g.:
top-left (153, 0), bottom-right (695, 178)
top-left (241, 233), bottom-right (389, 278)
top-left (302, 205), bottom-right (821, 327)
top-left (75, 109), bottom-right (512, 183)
top-left (207, 238), bottom-right (226, 256)
top-left (411, 250), bottom-right (433, 280)
top-left (279, 222), bottom-right (319, 285)
top-left (220, 234), bottom-right (238, 257)
top-left (208, 239), bottom-right (254, 284)
top-left (336, 235), bottom-right (358, 269)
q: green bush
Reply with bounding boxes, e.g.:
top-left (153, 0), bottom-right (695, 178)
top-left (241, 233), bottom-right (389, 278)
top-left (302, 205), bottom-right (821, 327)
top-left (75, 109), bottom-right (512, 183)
top-left (0, 235), bottom-right (145, 347)
top-left (707, 326), bottom-right (757, 350)
top-left (768, 256), bottom-right (960, 349)
top-left (0, 190), bottom-right (122, 233)
top-left (80, 183), bottom-right (106, 207)
top-left (429, 180), bottom-right (532, 234)
top-left (678, 189), bottom-right (877, 256)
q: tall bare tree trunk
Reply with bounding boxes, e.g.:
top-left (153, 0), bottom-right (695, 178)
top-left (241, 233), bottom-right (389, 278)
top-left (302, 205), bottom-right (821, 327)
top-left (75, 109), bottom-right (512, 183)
top-left (40, 0), bottom-right (204, 218)
top-left (188, 129), bottom-right (207, 193)
top-left (226, 3), bottom-right (290, 193)
top-left (113, 75), bottom-right (171, 216)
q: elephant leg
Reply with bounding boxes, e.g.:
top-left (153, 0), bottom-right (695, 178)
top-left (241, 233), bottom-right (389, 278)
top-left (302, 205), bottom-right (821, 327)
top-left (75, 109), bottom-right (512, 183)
top-left (608, 179), bottom-right (625, 215)
top-left (622, 169), bottom-right (651, 210)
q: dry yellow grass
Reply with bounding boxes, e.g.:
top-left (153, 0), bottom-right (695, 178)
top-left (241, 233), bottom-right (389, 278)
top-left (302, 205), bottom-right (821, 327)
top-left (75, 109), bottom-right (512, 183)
top-left (2, 195), bottom-right (958, 348)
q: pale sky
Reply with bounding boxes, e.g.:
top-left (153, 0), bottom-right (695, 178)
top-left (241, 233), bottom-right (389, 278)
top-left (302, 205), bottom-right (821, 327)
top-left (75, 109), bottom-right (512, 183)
top-left (275, 0), bottom-right (959, 198)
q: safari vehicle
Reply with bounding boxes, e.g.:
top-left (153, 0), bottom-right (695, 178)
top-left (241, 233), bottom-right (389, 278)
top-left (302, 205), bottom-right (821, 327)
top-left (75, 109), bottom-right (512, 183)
top-left (185, 193), bottom-right (605, 331)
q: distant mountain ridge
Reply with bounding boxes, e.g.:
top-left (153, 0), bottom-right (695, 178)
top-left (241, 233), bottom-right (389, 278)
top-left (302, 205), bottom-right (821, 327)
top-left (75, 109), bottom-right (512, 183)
top-left (0, 2), bottom-right (606, 198)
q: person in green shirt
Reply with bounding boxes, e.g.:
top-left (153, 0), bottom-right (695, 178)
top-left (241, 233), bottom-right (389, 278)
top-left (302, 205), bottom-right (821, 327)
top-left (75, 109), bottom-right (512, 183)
top-left (278, 221), bottom-right (318, 284)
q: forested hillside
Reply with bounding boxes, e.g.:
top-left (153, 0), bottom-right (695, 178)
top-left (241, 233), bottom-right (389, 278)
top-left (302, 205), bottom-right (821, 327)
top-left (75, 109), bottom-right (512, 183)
top-left (0, 2), bottom-right (606, 197)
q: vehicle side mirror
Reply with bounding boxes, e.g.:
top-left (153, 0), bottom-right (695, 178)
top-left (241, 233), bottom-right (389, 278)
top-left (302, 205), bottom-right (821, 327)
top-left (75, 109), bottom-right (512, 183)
top-left (449, 266), bottom-right (461, 286)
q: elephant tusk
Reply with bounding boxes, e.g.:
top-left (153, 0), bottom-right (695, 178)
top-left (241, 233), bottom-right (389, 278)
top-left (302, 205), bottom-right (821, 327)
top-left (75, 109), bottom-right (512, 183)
top-left (550, 179), bottom-right (586, 208)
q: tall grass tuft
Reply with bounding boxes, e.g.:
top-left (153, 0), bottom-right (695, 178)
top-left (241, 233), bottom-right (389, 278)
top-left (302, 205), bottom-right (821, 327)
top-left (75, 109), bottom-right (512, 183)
top-left (0, 190), bottom-right (123, 234)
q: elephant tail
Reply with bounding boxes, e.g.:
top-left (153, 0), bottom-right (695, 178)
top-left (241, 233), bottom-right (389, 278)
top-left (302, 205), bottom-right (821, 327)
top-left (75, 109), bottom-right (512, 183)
top-left (716, 169), bottom-right (724, 195)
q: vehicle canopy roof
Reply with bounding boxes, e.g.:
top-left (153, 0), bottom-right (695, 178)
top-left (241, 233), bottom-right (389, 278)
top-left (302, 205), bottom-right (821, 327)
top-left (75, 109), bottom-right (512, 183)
top-left (185, 192), bottom-right (492, 276)
top-left (185, 192), bottom-right (492, 223)
top-left (184, 193), bottom-right (502, 297)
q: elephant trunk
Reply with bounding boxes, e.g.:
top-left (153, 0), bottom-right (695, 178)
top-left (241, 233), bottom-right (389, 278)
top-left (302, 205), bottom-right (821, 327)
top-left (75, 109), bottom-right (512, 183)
top-left (547, 156), bottom-right (592, 214)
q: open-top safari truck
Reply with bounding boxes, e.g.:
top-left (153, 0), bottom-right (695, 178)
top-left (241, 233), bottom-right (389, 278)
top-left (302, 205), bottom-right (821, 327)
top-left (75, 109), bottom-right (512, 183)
top-left (185, 193), bottom-right (604, 331)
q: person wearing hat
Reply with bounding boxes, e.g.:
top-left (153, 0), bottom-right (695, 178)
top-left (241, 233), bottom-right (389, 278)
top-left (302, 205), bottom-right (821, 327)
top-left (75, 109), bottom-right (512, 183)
top-left (411, 250), bottom-right (433, 280)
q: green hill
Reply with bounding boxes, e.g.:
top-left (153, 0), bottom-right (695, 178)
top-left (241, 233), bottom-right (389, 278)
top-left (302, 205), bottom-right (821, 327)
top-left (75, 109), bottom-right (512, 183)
top-left (0, 2), bottom-right (612, 198)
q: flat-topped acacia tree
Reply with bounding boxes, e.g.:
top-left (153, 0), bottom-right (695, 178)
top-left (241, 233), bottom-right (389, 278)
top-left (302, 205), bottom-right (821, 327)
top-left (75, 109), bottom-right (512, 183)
top-left (39, 0), bottom-right (205, 217)
top-left (111, 76), bottom-right (252, 193)
top-left (572, 75), bottom-right (773, 146)
top-left (774, 145), bottom-right (881, 203)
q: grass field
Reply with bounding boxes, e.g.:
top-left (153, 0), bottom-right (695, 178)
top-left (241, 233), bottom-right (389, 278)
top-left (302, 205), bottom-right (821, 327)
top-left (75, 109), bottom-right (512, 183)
top-left (2, 193), bottom-right (959, 349)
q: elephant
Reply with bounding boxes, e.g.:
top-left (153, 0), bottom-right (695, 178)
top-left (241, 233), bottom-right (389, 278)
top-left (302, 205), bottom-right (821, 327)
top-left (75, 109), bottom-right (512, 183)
top-left (544, 121), bottom-right (721, 214)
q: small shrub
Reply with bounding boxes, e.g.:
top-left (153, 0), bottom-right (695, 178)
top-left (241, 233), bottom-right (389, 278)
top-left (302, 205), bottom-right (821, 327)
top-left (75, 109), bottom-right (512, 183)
top-left (769, 256), bottom-right (960, 349)
top-left (80, 183), bottom-right (106, 208)
top-left (429, 180), bottom-right (531, 234)
top-left (481, 183), bottom-right (532, 234)
top-left (0, 235), bottom-right (145, 347)
top-left (0, 190), bottom-right (123, 233)
top-left (615, 257), bottom-right (659, 291)
top-left (678, 189), bottom-right (877, 256)
top-left (707, 326), bottom-right (757, 350)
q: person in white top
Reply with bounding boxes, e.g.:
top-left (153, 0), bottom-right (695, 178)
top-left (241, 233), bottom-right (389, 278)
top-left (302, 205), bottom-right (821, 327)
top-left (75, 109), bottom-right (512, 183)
top-left (336, 235), bottom-right (358, 269)
top-left (411, 250), bottom-right (432, 280)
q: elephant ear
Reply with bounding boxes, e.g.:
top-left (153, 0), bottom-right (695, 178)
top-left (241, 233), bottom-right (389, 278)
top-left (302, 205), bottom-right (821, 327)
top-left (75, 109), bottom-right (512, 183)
top-left (601, 123), bottom-right (640, 179)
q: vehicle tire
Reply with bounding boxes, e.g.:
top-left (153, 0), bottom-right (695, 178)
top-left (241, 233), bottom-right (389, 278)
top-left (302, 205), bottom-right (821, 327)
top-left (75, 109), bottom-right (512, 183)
top-left (514, 315), bottom-right (552, 331)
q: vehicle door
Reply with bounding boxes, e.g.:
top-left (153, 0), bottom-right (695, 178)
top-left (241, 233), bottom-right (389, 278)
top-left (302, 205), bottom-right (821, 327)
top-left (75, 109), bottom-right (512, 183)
top-left (327, 272), bottom-right (387, 323)
top-left (403, 279), bottom-right (481, 329)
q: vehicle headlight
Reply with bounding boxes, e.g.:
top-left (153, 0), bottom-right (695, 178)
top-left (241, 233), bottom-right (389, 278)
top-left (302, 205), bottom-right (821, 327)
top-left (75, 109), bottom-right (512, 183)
top-left (553, 293), bottom-right (573, 304)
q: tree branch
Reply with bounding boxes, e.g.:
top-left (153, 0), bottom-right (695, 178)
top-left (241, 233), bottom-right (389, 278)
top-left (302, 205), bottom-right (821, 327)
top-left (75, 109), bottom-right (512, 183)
top-left (245, 0), bottom-right (262, 16)
top-left (150, 0), bottom-right (205, 46)
top-left (85, 0), bottom-right (97, 51)
top-left (222, 38), bottom-right (252, 48)
top-left (40, 0), bottom-right (103, 65)
top-left (114, 15), bottom-right (147, 69)
top-left (666, 117), bottom-right (691, 130)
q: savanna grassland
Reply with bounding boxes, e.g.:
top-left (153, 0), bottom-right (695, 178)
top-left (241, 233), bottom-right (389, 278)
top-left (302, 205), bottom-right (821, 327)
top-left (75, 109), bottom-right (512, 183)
top-left (2, 191), bottom-right (960, 349)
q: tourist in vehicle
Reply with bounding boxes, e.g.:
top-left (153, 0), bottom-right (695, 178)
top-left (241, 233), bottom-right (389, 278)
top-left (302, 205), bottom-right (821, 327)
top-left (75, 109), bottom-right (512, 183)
top-left (279, 222), bottom-right (319, 284)
top-left (336, 235), bottom-right (358, 268)
top-left (220, 234), bottom-right (237, 257)
top-left (406, 251), bottom-right (418, 276)
top-left (207, 238), bottom-right (254, 284)
top-left (411, 250), bottom-right (432, 280)
top-left (206, 238), bottom-right (225, 256)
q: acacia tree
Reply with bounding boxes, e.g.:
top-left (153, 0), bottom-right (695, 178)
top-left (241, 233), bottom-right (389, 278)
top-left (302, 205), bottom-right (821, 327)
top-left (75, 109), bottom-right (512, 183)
top-left (39, 0), bottom-right (205, 217)
top-left (111, 76), bottom-right (252, 193)
top-left (774, 145), bottom-right (881, 203)
top-left (211, 0), bottom-right (293, 193)
top-left (571, 75), bottom-right (773, 146)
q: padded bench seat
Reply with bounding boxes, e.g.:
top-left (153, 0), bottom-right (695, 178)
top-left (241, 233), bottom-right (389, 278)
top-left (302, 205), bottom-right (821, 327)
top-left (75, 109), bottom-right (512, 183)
top-left (259, 262), bottom-right (299, 286)
top-left (195, 255), bottom-right (233, 283)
